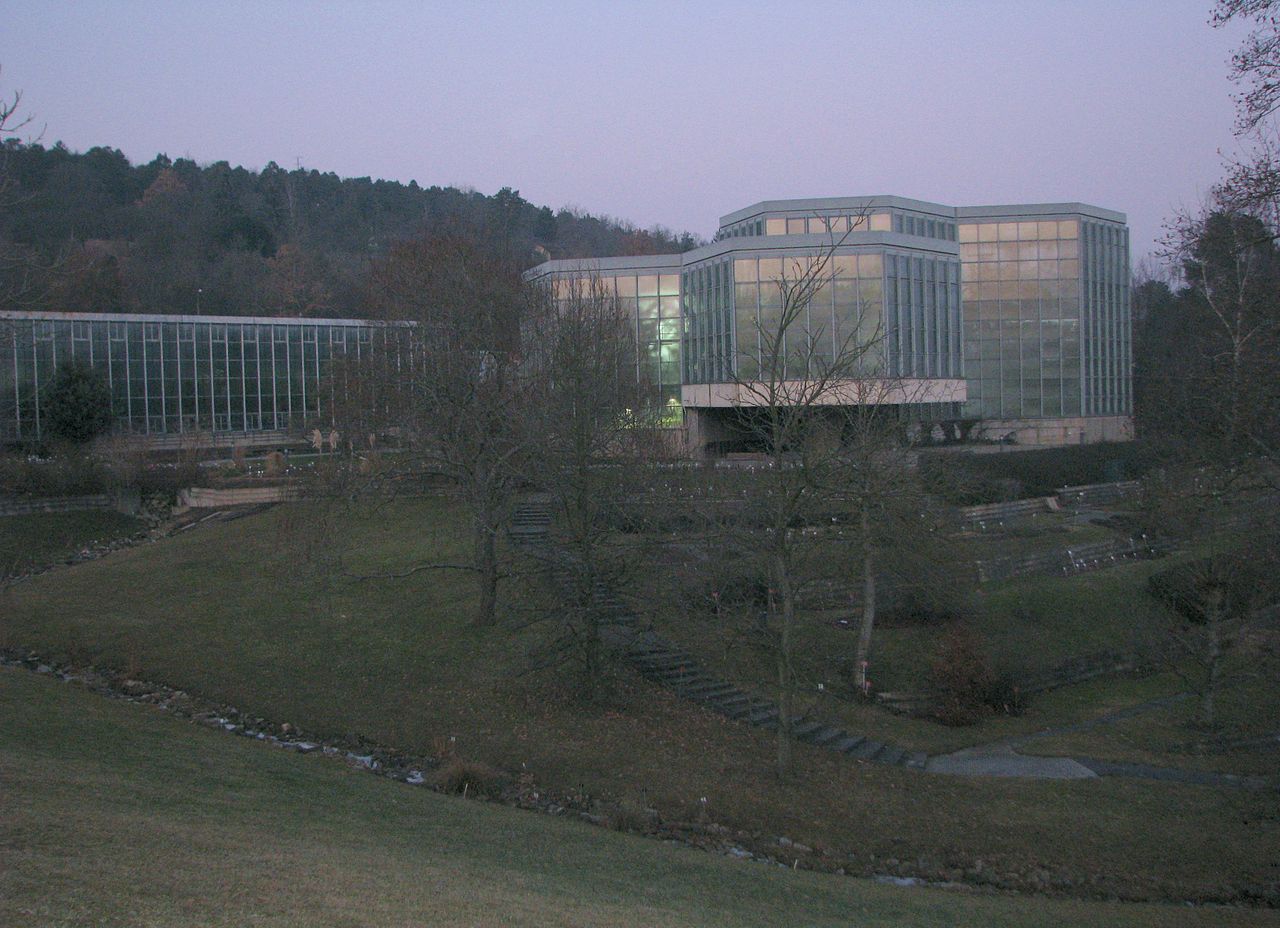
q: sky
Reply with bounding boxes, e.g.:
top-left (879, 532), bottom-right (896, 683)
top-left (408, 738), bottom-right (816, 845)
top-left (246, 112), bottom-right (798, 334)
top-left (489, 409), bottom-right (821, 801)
top-left (0, 1), bottom-right (1255, 262)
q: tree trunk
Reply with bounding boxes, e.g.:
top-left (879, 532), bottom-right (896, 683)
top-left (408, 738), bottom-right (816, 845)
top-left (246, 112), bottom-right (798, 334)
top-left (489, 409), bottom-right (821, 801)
top-left (473, 519), bottom-right (498, 627)
top-left (1200, 591), bottom-right (1224, 730)
top-left (774, 548), bottom-right (794, 778)
top-left (853, 507), bottom-right (876, 694)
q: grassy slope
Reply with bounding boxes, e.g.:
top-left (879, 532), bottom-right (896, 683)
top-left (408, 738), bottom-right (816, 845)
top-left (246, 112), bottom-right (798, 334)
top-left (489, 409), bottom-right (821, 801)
top-left (650, 553), bottom-right (1198, 756)
top-left (3, 499), bottom-right (1277, 903)
top-left (5, 668), bottom-right (1276, 928)
top-left (0, 509), bottom-right (145, 575)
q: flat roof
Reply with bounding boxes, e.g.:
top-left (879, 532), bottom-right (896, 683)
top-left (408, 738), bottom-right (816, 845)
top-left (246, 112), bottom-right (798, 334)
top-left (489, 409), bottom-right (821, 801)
top-left (719, 195), bottom-right (954, 226)
top-left (957, 202), bottom-right (1127, 223)
top-left (523, 254), bottom-right (684, 278)
top-left (0, 310), bottom-right (389, 327)
top-left (718, 196), bottom-right (1127, 227)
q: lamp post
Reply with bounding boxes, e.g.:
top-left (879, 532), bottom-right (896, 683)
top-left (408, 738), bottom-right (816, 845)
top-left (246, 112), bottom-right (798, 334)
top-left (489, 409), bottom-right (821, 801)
top-left (196, 288), bottom-right (203, 315)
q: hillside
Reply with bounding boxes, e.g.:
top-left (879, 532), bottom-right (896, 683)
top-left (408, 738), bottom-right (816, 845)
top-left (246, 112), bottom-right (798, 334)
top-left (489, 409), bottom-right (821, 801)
top-left (0, 142), bottom-right (701, 318)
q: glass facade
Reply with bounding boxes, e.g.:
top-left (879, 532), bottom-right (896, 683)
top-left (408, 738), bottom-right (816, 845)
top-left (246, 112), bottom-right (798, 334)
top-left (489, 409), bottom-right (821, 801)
top-left (958, 215), bottom-right (1129, 420)
top-left (549, 270), bottom-right (684, 423)
top-left (1081, 220), bottom-right (1131, 416)
top-left (681, 249), bottom-right (961, 387)
top-left (719, 211), bottom-right (900, 240)
top-left (0, 313), bottom-right (386, 442)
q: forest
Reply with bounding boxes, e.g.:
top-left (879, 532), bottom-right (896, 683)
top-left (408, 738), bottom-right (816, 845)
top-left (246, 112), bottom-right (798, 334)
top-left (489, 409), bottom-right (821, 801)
top-left (0, 141), bottom-right (701, 319)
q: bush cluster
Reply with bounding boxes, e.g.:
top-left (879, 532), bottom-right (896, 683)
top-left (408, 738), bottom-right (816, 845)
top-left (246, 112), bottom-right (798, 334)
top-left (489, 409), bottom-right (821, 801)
top-left (921, 441), bottom-right (1157, 505)
top-left (928, 625), bottom-right (1030, 725)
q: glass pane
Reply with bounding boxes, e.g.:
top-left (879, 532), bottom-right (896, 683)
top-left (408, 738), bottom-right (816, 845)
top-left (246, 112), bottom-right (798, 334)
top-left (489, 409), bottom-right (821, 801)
top-left (757, 258), bottom-right (783, 281)
top-left (869, 213), bottom-right (892, 231)
top-left (766, 218), bottom-right (786, 235)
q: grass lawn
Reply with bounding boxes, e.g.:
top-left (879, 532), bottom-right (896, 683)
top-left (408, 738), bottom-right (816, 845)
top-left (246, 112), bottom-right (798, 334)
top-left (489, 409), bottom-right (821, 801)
top-left (649, 552), bottom-right (1198, 755)
top-left (5, 668), bottom-right (1278, 928)
top-left (1021, 663), bottom-right (1280, 776)
top-left (3, 498), bottom-right (1278, 905)
top-left (0, 509), bottom-right (146, 576)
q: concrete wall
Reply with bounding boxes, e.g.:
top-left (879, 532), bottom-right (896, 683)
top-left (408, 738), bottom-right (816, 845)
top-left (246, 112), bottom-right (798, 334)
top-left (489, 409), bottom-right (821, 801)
top-left (972, 415), bottom-right (1133, 447)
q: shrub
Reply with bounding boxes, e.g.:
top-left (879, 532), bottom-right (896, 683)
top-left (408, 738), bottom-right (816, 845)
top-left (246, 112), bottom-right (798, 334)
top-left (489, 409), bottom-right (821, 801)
top-left (929, 624), bottom-right (995, 726)
top-left (0, 451), bottom-right (108, 497)
top-left (984, 670), bottom-right (1031, 717)
top-left (607, 798), bottom-right (656, 833)
top-left (41, 361), bottom-right (113, 445)
top-left (921, 441), bottom-right (1157, 505)
top-left (430, 757), bottom-right (509, 798)
top-left (1147, 555), bottom-right (1277, 625)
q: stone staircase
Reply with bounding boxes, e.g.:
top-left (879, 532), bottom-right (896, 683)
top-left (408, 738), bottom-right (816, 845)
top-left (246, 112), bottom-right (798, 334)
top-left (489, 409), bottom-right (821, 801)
top-left (508, 495), bottom-right (926, 771)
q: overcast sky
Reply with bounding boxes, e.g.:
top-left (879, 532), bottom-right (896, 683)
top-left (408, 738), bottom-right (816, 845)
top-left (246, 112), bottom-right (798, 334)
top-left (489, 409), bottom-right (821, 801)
top-left (0, 1), bottom-right (1253, 262)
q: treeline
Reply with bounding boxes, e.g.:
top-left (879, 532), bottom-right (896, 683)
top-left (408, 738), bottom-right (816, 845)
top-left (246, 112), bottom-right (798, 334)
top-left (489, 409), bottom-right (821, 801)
top-left (0, 141), bottom-right (701, 319)
top-left (1132, 209), bottom-right (1280, 458)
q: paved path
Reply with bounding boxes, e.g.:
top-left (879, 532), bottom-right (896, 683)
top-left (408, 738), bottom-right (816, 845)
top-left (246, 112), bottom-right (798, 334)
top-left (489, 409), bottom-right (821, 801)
top-left (926, 745), bottom-right (1097, 779)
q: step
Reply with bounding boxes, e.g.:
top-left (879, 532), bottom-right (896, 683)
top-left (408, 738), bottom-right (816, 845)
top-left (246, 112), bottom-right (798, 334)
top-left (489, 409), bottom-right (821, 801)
top-left (874, 745), bottom-right (906, 767)
top-left (832, 735), bottom-right (866, 754)
top-left (848, 739), bottom-right (884, 760)
top-left (806, 726), bottom-right (845, 747)
top-left (681, 682), bottom-right (737, 700)
top-left (653, 670), bottom-right (702, 686)
top-left (902, 751), bottom-right (929, 770)
top-left (791, 719), bottom-right (825, 739)
top-left (634, 655), bottom-right (696, 670)
top-left (722, 698), bottom-right (767, 719)
top-left (745, 705), bottom-right (780, 725)
top-left (709, 692), bottom-right (753, 711)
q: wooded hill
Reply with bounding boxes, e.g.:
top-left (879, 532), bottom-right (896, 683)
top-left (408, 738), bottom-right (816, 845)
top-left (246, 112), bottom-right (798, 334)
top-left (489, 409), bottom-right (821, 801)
top-left (0, 142), bottom-right (701, 319)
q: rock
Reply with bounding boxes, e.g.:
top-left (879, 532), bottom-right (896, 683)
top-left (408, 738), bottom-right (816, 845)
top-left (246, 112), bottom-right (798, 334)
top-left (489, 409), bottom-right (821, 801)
top-left (875, 875), bottom-right (921, 887)
top-left (295, 742), bottom-right (319, 754)
top-left (406, 771), bottom-right (425, 785)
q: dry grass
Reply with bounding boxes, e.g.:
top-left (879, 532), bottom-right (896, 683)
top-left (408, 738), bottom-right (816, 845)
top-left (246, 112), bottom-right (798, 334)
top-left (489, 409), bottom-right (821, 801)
top-left (1, 499), bottom-right (1276, 906)
top-left (5, 668), bottom-right (1275, 928)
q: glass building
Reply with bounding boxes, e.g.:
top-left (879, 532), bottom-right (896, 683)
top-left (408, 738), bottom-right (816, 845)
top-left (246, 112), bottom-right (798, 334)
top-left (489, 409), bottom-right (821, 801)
top-left (2, 195), bottom-right (1130, 451)
top-left (530, 195), bottom-right (1130, 450)
top-left (0, 311), bottom-right (388, 443)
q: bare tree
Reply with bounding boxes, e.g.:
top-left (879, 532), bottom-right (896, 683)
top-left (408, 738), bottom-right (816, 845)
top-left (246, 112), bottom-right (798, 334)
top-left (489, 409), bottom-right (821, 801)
top-left (0, 71), bottom-right (50, 312)
top-left (1141, 463), bottom-right (1280, 729)
top-left (711, 224), bottom-right (917, 775)
top-left (516, 275), bottom-right (658, 698)
top-left (336, 234), bottom-right (536, 627)
top-left (1214, 0), bottom-right (1280, 132)
top-left (1160, 200), bottom-right (1280, 460)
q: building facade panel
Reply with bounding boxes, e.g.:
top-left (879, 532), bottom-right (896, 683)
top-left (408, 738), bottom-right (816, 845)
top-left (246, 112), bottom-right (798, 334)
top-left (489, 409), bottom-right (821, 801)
top-left (0, 312), bottom-right (385, 442)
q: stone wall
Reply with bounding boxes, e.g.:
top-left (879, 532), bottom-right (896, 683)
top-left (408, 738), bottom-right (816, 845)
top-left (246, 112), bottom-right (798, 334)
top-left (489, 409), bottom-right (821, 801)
top-left (0, 494), bottom-right (116, 517)
top-left (178, 485), bottom-right (299, 508)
